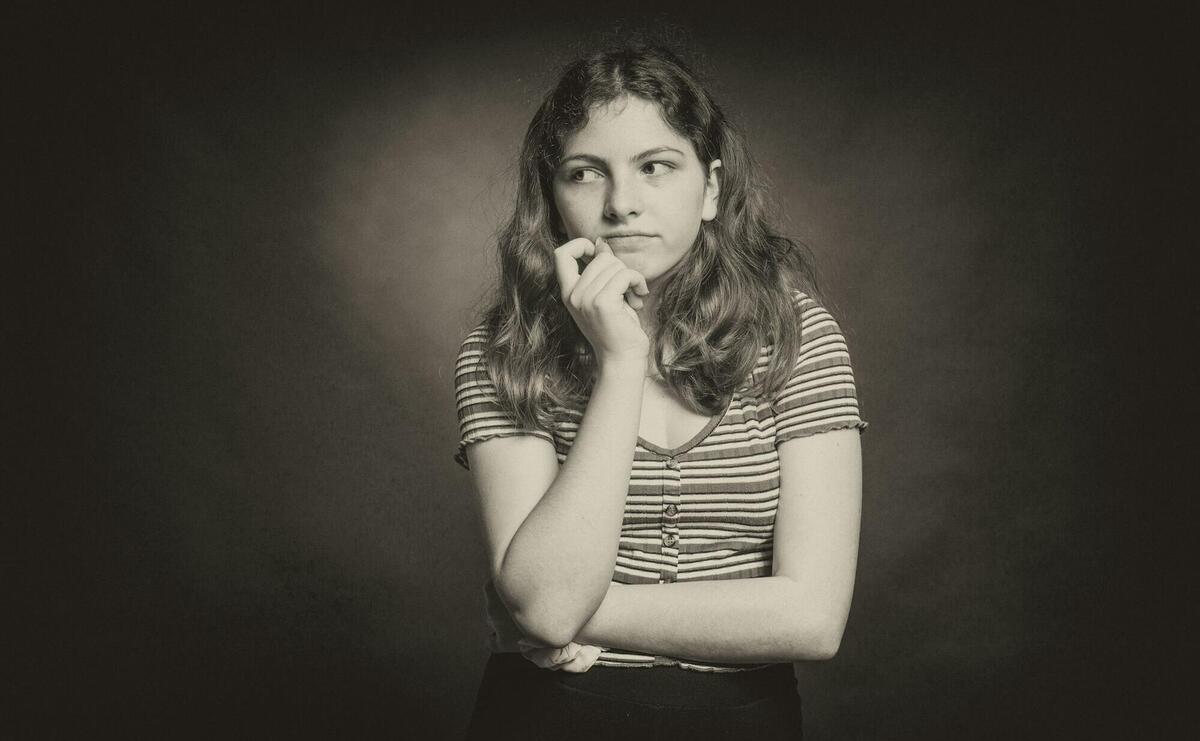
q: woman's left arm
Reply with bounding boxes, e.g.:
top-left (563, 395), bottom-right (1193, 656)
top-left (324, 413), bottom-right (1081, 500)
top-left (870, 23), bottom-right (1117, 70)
top-left (575, 427), bottom-right (862, 663)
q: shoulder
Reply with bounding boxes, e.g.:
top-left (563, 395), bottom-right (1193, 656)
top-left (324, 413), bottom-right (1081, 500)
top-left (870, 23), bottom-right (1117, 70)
top-left (751, 290), bottom-right (848, 365)
top-left (457, 320), bottom-right (492, 355)
top-left (780, 291), bottom-right (857, 368)
top-left (789, 290), bottom-right (845, 338)
top-left (455, 321), bottom-right (496, 395)
top-left (456, 320), bottom-right (493, 366)
top-left (771, 289), bottom-right (866, 432)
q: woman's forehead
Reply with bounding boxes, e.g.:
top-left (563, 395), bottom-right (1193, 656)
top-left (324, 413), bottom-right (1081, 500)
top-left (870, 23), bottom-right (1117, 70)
top-left (562, 96), bottom-right (693, 158)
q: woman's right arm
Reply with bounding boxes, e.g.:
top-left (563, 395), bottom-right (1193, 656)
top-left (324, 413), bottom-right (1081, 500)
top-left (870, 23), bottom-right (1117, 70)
top-left (465, 238), bottom-right (649, 647)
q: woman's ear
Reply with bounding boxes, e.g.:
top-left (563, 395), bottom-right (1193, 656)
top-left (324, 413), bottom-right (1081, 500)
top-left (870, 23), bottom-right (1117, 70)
top-left (701, 159), bottom-right (722, 222)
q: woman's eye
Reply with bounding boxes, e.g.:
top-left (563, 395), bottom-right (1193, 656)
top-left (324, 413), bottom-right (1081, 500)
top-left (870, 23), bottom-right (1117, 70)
top-left (641, 161), bottom-right (675, 176)
top-left (570, 169), bottom-right (602, 183)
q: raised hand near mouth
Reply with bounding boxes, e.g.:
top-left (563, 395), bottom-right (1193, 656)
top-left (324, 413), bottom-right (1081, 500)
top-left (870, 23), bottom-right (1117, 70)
top-left (553, 237), bottom-right (651, 370)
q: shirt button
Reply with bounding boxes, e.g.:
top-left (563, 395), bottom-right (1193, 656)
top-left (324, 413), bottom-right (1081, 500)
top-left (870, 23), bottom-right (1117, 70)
top-left (664, 503), bottom-right (679, 518)
top-left (662, 532), bottom-right (678, 547)
top-left (665, 457), bottom-right (679, 470)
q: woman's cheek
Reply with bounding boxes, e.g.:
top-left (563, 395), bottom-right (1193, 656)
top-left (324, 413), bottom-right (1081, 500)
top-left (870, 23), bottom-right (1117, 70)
top-left (553, 197), bottom-right (584, 238)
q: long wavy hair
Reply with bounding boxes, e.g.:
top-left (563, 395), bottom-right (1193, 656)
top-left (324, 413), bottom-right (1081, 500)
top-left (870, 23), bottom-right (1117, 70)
top-left (479, 44), bottom-right (819, 430)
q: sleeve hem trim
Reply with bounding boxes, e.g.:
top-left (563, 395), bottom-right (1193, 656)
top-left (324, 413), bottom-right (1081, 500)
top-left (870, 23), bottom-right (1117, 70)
top-left (775, 420), bottom-right (868, 446)
top-left (454, 430), bottom-right (555, 470)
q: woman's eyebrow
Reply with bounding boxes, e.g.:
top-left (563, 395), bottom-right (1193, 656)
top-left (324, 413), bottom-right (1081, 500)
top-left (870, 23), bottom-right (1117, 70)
top-left (632, 146), bottom-right (685, 161)
top-left (559, 146), bottom-right (686, 167)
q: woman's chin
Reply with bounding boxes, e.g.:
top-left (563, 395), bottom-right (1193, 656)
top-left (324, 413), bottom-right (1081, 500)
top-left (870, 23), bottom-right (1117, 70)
top-left (620, 257), bottom-right (672, 286)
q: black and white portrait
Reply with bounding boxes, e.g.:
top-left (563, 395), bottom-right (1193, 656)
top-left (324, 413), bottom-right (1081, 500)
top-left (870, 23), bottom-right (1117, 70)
top-left (11, 3), bottom-right (1185, 739)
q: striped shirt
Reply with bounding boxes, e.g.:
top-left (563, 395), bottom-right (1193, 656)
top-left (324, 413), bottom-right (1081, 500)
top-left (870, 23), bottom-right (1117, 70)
top-left (454, 291), bottom-right (866, 672)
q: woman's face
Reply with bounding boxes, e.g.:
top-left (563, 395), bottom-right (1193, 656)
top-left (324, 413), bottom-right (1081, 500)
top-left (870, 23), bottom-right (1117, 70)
top-left (551, 96), bottom-right (721, 289)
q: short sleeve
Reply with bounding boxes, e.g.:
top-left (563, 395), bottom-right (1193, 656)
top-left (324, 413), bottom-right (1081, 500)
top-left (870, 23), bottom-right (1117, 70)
top-left (772, 292), bottom-right (868, 445)
top-left (454, 324), bottom-right (555, 470)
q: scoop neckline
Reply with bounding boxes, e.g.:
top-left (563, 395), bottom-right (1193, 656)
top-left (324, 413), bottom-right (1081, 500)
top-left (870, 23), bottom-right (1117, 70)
top-left (636, 397), bottom-right (732, 457)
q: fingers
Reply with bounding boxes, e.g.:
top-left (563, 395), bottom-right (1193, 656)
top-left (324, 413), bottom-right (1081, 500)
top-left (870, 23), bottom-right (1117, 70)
top-left (577, 258), bottom-right (628, 307)
top-left (519, 640), bottom-right (581, 670)
top-left (594, 262), bottom-right (648, 311)
top-left (517, 639), bottom-right (604, 673)
top-left (521, 647), bottom-right (565, 669)
top-left (594, 237), bottom-right (649, 304)
top-left (568, 237), bottom-right (617, 303)
top-left (558, 644), bottom-right (604, 673)
top-left (622, 261), bottom-right (648, 310)
top-left (553, 238), bottom-right (595, 302)
top-left (546, 644), bottom-right (578, 668)
top-left (559, 236), bottom-right (648, 317)
top-left (629, 268), bottom-right (650, 297)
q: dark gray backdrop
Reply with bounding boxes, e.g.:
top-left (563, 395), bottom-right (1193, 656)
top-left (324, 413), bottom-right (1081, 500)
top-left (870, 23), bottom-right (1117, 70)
top-left (12, 3), bottom-right (1184, 739)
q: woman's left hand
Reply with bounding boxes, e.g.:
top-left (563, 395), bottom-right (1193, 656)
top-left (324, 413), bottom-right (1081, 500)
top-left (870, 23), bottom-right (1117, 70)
top-left (517, 639), bottom-right (604, 673)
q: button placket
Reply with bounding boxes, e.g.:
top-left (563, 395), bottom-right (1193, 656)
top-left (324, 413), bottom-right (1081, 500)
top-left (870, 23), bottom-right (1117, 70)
top-left (660, 455), bottom-right (682, 583)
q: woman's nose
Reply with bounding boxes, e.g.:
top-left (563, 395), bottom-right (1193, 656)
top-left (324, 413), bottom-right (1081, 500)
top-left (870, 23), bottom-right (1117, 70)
top-left (603, 173), bottom-right (642, 220)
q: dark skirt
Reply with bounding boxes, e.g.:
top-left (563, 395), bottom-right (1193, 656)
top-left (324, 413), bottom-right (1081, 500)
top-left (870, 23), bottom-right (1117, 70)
top-left (464, 652), bottom-right (803, 740)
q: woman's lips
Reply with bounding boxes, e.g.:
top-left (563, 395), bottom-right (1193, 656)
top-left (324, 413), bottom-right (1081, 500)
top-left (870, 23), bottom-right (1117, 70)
top-left (605, 234), bottom-right (656, 249)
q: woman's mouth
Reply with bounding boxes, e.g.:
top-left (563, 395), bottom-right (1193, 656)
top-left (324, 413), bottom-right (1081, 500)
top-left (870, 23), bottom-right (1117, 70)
top-left (604, 234), bottom-right (656, 249)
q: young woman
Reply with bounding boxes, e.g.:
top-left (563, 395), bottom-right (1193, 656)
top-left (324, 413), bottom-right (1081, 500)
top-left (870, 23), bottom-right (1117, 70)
top-left (453, 44), bottom-right (865, 739)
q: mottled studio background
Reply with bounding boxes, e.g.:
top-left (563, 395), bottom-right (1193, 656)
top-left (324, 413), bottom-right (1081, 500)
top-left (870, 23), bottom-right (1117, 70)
top-left (11, 2), bottom-right (1187, 739)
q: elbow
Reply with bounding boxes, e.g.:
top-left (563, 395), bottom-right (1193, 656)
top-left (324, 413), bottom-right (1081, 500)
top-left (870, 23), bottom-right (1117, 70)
top-left (788, 615), bottom-right (846, 661)
top-left (495, 575), bottom-right (586, 647)
top-left (777, 578), bottom-right (850, 661)
top-left (806, 628), bottom-right (844, 661)
top-left (509, 605), bottom-right (582, 648)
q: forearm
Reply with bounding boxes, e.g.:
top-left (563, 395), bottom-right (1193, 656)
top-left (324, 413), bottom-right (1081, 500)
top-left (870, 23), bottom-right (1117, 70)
top-left (575, 577), bottom-right (847, 663)
top-left (497, 361), bottom-right (643, 644)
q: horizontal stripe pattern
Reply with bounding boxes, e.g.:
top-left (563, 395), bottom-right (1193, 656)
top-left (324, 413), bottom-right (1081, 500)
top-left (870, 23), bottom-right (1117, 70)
top-left (453, 338), bottom-right (554, 469)
top-left (454, 291), bottom-right (865, 672)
